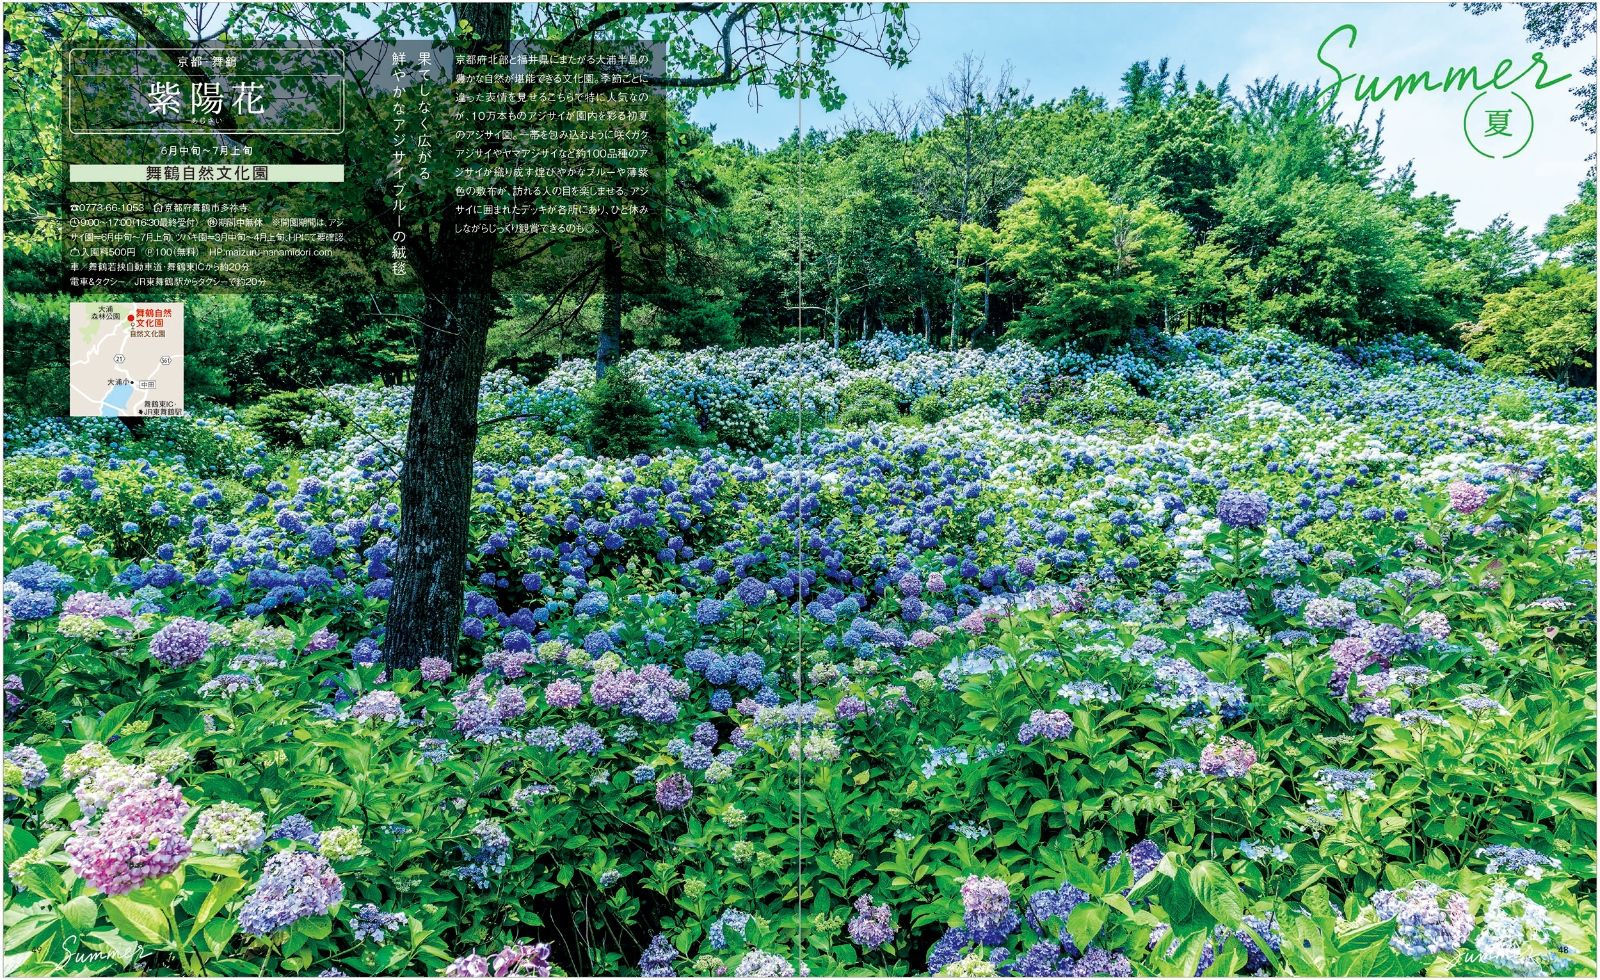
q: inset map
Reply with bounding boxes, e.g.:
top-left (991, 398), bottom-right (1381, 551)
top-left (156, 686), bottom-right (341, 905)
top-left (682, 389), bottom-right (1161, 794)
top-left (69, 301), bottom-right (184, 416)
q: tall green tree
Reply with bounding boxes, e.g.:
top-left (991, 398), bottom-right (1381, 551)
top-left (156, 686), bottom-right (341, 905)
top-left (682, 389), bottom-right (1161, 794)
top-left (94, 1), bottom-right (911, 670)
top-left (992, 175), bottom-right (1186, 350)
top-left (1462, 262), bottom-right (1597, 386)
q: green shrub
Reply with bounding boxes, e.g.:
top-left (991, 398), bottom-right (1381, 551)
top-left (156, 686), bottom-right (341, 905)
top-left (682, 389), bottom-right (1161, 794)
top-left (947, 374), bottom-right (1014, 414)
top-left (1490, 391), bottom-right (1535, 421)
top-left (1, 457), bottom-right (67, 502)
top-left (837, 376), bottom-right (901, 426)
top-left (475, 425), bottom-right (569, 466)
top-left (1047, 372), bottom-right (1159, 429)
top-left (127, 416), bottom-right (272, 476)
top-left (581, 367), bottom-right (661, 458)
top-left (239, 389), bottom-right (352, 449)
top-left (911, 394), bottom-right (950, 425)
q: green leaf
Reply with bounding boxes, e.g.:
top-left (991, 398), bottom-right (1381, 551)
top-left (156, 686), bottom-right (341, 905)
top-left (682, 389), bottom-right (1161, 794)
top-left (190, 877), bottom-right (245, 938)
top-left (94, 702), bottom-right (139, 740)
top-left (60, 895), bottom-right (98, 932)
top-left (1066, 902), bottom-right (1109, 953)
top-left (1188, 861), bottom-right (1245, 926)
top-left (104, 896), bottom-right (170, 945)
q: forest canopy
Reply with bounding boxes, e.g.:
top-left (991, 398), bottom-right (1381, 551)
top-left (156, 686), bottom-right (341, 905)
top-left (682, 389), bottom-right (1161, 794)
top-left (3, 5), bottom-right (1595, 421)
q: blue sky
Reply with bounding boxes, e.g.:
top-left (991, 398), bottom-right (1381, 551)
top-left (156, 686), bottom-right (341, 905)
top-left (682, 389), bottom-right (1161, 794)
top-left (689, 2), bottom-right (1596, 234)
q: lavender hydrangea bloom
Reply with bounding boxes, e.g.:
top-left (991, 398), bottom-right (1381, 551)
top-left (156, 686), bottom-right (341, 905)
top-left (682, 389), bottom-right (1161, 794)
top-left (544, 679), bottom-right (583, 708)
top-left (1371, 880), bottom-right (1473, 957)
top-left (349, 690), bottom-right (405, 723)
top-left (445, 953), bottom-right (491, 977)
top-left (960, 875), bottom-right (1020, 945)
top-left (148, 617), bottom-right (216, 668)
top-left (1447, 480), bottom-right (1488, 515)
top-left (1315, 767), bottom-right (1376, 799)
top-left (238, 850), bottom-right (344, 936)
top-left (847, 894), bottom-right (896, 950)
top-left (1063, 946), bottom-right (1131, 976)
top-left (456, 819), bottom-right (511, 890)
top-left (1016, 709), bottom-right (1074, 746)
top-left (734, 951), bottom-right (795, 977)
top-left (419, 657), bottom-right (454, 682)
top-left (1216, 490), bottom-right (1272, 529)
top-left (638, 933), bottom-right (678, 977)
top-left (1478, 845), bottom-right (1560, 878)
top-left (5, 747), bottom-right (48, 790)
top-left (655, 773), bottom-right (693, 811)
top-left (1106, 839), bottom-right (1164, 886)
top-left (493, 942), bottom-right (553, 977)
top-left (1198, 736), bottom-right (1257, 778)
top-left (349, 903), bottom-right (408, 944)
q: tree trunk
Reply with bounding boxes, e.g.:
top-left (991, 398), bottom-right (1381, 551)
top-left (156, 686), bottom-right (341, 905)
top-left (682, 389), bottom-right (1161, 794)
top-left (596, 235), bottom-right (623, 378)
top-left (982, 260), bottom-right (991, 336)
top-left (382, 2), bottom-right (510, 670)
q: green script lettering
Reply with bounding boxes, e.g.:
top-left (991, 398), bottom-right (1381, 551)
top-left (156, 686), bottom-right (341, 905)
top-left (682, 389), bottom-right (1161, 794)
top-left (1317, 23), bottom-right (1572, 105)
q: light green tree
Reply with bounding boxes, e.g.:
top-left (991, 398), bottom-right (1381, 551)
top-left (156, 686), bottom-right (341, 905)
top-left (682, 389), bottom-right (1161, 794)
top-left (1462, 262), bottom-right (1597, 386)
top-left (992, 176), bottom-right (1187, 350)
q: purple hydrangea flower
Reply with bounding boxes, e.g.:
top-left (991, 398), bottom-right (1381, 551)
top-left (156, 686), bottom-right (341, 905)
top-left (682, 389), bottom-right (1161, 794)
top-left (655, 773), bottom-right (693, 811)
top-left (445, 953), bottom-right (491, 977)
top-left (148, 617), bottom-right (216, 668)
top-left (544, 679), bottom-right (583, 709)
top-left (1016, 709), bottom-right (1074, 746)
top-left (420, 657), bottom-right (454, 683)
top-left (65, 778), bottom-right (191, 895)
top-left (639, 933), bottom-right (677, 977)
top-left (1371, 880), bottom-right (1473, 956)
top-left (1198, 736), bottom-right (1257, 778)
top-left (238, 850), bottom-right (344, 936)
top-left (562, 723), bottom-right (604, 755)
top-left (349, 691), bottom-right (404, 723)
top-left (350, 903), bottom-right (408, 944)
top-left (1447, 481), bottom-right (1488, 515)
top-left (493, 942), bottom-right (552, 977)
top-left (848, 895), bottom-right (896, 950)
top-left (960, 875), bottom-right (1019, 945)
top-left (1216, 490), bottom-right (1272, 529)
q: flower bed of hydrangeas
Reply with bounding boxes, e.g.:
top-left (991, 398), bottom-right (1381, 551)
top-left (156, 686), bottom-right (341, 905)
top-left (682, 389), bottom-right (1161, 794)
top-left (3, 327), bottom-right (1595, 977)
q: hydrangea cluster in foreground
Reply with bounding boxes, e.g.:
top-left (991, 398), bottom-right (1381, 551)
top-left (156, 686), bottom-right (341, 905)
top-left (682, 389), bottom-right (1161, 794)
top-left (3, 328), bottom-right (1594, 976)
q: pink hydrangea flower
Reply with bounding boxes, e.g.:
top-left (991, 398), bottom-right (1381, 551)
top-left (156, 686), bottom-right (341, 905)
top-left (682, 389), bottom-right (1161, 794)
top-left (1447, 480), bottom-right (1488, 515)
top-left (1198, 736), bottom-right (1257, 779)
top-left (1411, 611), bottom-right (1450, 642)
top-left (65, 778), bottom-right (191, 895)
top-left (544, 679), bottom-right (583, 709)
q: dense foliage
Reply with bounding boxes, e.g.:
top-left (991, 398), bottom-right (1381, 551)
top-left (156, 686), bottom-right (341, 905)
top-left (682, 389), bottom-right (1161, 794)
top-left (5, 6), bottom-right (1595, 411)
top-left (5, 328), bottom-right (1595, 977)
